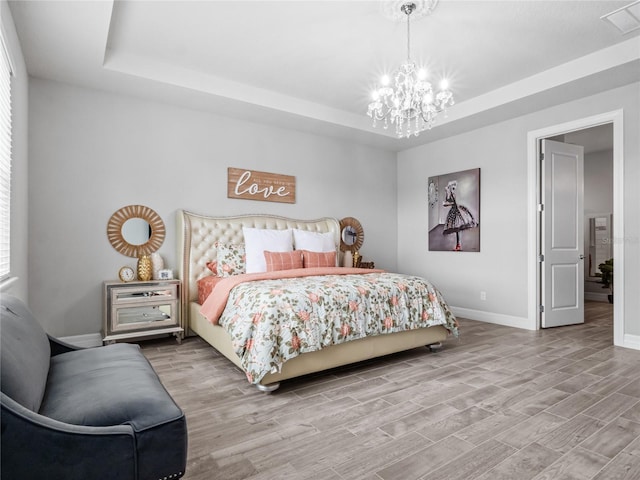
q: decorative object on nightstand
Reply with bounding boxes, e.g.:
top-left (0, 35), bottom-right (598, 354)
top-left (118, 266), bottom-right (136, 283)
top-left (150, 251), bottom-right (164, 279)
top-left (353, 250), bottom-right (361, 267)
top-left (103, 279), bottom-right (183, 344)
top-left (137, 254), bottom-right (152, 281)
top-left (158, 269), bottom-right (173, 280)
top-left (342, 250), bottom-right (353, 268)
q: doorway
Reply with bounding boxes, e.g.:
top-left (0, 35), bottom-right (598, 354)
top-left (540, 125), bottom-right (613, 328)
top-left (526, 110), bottom-right (624, 346)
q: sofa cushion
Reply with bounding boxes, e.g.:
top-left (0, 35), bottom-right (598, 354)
top-left (39, 343), bottom-right (183, 431)
top-left (0, 295), bottom-right (51, 411)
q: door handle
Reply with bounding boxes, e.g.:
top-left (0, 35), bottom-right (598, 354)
top-left (579, 254), bottom-right (585, 260)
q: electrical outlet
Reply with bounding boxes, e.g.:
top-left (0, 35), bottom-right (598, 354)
top-left (480, 291), bottom-right (487, 301)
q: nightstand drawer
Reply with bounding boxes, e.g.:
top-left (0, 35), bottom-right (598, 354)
top-left (110, 284), bottom-right (178, 304)
top-left (111, 303), bottom-right (176, 332)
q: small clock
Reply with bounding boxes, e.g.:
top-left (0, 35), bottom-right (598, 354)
top-left (118, 266), bottom-right (136, 283)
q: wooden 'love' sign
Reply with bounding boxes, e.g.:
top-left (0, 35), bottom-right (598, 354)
top-left (227, 168), bottom-right (296, 204)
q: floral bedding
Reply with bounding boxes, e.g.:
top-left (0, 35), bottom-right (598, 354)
top-left (200, 268), bottom-right (458, 384)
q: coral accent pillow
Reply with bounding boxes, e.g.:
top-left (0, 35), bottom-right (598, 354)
top-left (206, 261), bottom-right (218, 275)
top-left (197, 276), bottom-right (224, 304)
top-left (302, 250), bottom-right (336, 268)
top-left (264, 250), bottom-right (303, 272)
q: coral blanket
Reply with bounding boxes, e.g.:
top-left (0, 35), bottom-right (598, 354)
top-left (200, 267), bottom-right (382, 324)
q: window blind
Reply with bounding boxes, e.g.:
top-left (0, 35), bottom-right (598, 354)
top-left (0, 33), bottom-right (12, 280)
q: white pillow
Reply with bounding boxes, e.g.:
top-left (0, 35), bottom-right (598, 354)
top-left (242, 227), bottom-right (293, 273)
top-left (293, 229), bottom-right (335, 252)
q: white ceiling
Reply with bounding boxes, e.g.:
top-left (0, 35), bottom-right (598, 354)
top-left (8, 0), bottom-right (640, 151)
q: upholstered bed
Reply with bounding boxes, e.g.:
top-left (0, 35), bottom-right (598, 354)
top-left (177, 210), bottom-right (456, 391)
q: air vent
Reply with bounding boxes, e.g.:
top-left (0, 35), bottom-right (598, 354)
top-left (601, 0), bottom-right (640, 34)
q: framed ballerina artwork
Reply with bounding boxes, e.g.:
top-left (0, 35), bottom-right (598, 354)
top-left (428, 168), bottom-right (480, 252)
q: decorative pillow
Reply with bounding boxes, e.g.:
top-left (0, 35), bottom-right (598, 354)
top-left (216, 242), bottom-right (246, 277)
top-left (206, 261), bottom-right (218, 275)
top-left (242, 227), bottom-right (293, 273)
top-left (264, 250), bottom-right (303, 272)
top-left (302, 250), bottom-right (337, 268)
top-left (293, 229), bottom-right (335, 252)
top-left (197, 276), bottom-right (224, 305)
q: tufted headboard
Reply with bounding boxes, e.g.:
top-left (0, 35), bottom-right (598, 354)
top-left (176, 210), bottom-right (341, 329)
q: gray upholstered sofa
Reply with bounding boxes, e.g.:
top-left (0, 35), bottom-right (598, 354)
top-left (0, 294), bottom-right (187, 480)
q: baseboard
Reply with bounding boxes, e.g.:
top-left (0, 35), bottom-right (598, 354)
top-left (623, 333), bottom-right (640, 350)
top-left (58, 333), bottom-right (103, 348)
top-left (450, 307), bottom-right (533, 330)
top-left (55, 315), bottom-right (635, 349)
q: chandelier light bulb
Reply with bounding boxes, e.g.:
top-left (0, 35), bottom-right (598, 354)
top-left (366, 1), bottom-right (454, 138)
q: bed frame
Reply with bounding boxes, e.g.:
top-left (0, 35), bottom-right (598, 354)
top-left (177, 210), bottom-right (448, 391)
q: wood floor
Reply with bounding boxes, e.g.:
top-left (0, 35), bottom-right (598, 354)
top-left (141, 302), bottom-right (640, 479)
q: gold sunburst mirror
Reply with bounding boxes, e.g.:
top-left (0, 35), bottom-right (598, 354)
top-left (339, 217), bottom-right (364, 252)
top-left (107, 205), bottom-right (165, 257)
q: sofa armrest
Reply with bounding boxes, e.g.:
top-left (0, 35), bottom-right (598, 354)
top-left (1, 393), bottom-right (137, 480)
top-left (48, 334), bottom-right (82, 356)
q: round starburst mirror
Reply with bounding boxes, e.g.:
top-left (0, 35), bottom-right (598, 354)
top-left (107, 205), bottom-right (165, 257)
top-left (339, 217), bottom-right (364, 252)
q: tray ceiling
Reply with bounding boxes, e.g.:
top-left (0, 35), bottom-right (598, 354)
top-left (8, 0), bottom-right (640, 150)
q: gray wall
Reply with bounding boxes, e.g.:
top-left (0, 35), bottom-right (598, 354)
top-left (583, 149), bottom-right (613, 280)
top-left (397, 82), bottom-right (640, 337)
top-left (26, 78), bottom-right (640, 341)
top-left (583, 150), bottom-right (614, 218)
top-left (28, 78), bottom-right (397, 336)
top-left (0, 0), bottom-right (28, 301)
top-left (399, 119), bottom-right (528, 321)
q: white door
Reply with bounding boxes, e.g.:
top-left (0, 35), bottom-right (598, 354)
top-left (541, 139), bottom-right (585, 328)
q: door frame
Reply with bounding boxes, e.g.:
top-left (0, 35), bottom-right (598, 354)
top-left (526, 109), bottom-right (624, 345)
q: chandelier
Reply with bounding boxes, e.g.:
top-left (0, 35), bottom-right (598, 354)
top-left (367, 1), bottom-right (454, 138)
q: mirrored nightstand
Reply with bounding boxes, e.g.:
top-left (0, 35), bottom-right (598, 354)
top-left (103, 280), bottom-right (183, 344)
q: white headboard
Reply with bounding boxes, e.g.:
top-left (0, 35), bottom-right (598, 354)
top-left (176, 210), bottom-right (341, 326)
